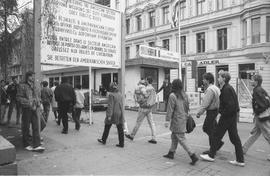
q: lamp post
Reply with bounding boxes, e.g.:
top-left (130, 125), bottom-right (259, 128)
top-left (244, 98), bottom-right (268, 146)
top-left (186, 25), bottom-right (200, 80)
top-left (178, 0), bottom-right (182, 80)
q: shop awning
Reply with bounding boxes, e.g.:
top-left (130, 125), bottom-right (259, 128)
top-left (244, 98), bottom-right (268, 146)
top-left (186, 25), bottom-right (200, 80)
top-left (126, 57), bottom-right (179, 69)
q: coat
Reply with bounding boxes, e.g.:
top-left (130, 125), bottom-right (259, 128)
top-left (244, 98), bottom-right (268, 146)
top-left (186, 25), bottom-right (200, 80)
top-left (105, 92), bottom-right (124, 125)
top-left (252, 85), bottom-right (269, 115)
top-left (166, 92), bottom-right (189, 133)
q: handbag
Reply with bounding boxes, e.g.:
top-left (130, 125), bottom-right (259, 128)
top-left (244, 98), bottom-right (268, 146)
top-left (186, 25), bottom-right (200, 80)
top-left (258, 107), bottom-right (270, 122)
top-left (186, 114), bottom-right (196, 133)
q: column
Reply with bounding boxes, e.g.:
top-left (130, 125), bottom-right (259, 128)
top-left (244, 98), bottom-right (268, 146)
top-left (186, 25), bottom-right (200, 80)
top-left (246, 18), bottom-right (251, 45)
top-left (260, 15), bottom-right (266, 43)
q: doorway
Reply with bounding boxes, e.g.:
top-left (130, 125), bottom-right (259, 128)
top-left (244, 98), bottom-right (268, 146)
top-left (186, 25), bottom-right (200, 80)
top-left (101, 73), bottom-right (111, 91)
top-left (197, 67), bottom-right (206, 91)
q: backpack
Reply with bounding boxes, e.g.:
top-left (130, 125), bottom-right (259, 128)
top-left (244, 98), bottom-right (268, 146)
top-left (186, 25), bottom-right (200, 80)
top-left (146, 86), bottom-right (156, 108)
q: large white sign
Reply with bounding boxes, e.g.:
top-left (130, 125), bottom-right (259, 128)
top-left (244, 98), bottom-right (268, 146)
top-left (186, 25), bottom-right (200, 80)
top-left (139, 45), bottom-right (179, 62)
top-left (40, 0), bottom-right (121, 68)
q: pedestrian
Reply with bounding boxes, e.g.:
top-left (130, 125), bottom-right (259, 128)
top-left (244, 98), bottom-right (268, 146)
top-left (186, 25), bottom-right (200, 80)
top-left (41, 81), bottom-right (53, 122)
top-left (54, 78), bottom-right (76, 134)
top-left (163, 79), bottom-right (199, 165)
top-left (0, 80), bottom-right (9, 125)
top-left (196, 72), bottom-right (224, 154)
top-left (51, 81), bottom-right (59, 124)
top-left (125, 76), bottom-right (157, 144)
top-left (157, 77), bottom-right (171, 111)
top-left (16, 71), bottom-right (45, 152)
top-left (72, 84), bottom-right (85, 131)
top-left (98, 82), bottom-right (125, 148)
top-left (200, 71), bottom-right (245, 167)
top-left (6, 77), bottom-right (21, 126)
top-left (242, 74), bottom-right (270, 161)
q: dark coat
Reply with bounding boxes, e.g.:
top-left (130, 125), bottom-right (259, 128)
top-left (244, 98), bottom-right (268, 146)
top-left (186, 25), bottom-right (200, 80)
top-left (54, 83), bottom-right (76, 105)
top-left (219, 83), bottom-right (239, 118)
top-left (6, 83), bottom-right (18, 101)
top-left (252, 86), bottom-right (269, 115)
top-left (105, 92), bottom-right (124, 125)
top-left (158, 82), bottom-right (172, 101)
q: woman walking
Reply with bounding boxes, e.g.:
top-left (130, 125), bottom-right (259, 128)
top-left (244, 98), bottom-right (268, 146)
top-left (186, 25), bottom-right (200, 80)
top-left (98, 83), bottom-right (125, 148)
top-left (163, 79), bottom-right (198, 165)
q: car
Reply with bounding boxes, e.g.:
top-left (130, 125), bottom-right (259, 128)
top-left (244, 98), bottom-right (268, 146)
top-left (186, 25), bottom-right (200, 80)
top-left (84, 90), bottom-right (108, 111)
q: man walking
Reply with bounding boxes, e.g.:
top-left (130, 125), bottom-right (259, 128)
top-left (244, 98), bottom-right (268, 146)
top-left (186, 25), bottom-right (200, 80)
top-left (41, 81), bottom-right (53, 122)
top-left (16, 71), bottom-right (44, 152)
top-left (157, 77), bottom-right (171, 111)
top-left (72, 84), bottom-right (85, 131)
top-left (54, 79), bottom-right (76, 134)
top-left (242, 74), bottom-right (270, 161)
top-left (196, 73), bottom-right (223, 154)
top-left (51, 81), bottom-right (59, 124)
top-left (125, 76), bottom-right (157, 144)
top-left (200, 71), bottom-right (245, 167)
top-left (6, 77), bottom-right (21, 126)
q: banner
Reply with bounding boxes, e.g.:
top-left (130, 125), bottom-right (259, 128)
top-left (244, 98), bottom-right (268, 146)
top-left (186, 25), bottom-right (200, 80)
top-left (40, 0), bottom-right (121, 68)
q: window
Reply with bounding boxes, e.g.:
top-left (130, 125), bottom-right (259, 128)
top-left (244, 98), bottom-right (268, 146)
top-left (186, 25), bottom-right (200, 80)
top-left (217, 28), bottom-right (227, 50)
top-left (149, 42), bottom-right (155, 47)
top-left (267, 16), bottom-right (270, 42)
top-left (251, 18), bottom-right (260, 44)
top-left (163, 6), bottom-right (169, 24)
top-left (62, 76), bottom-right (73, 86)
top-left (217, 0), bottom-right (224, 10)
top-left (136, 44), bottom-right (140, 56)
top-left (162, 39), bottom-right (170, 50)
top-left (197, 0), bottom-right (205, 15)
top-left (176, 36), bottom-right (186, 54)
top-left (197, 32), bottom-right (205, 53)
top-left (49, 78), bottom-right (54, 88)
top-left (82, 75), bottom-right (89, 89)
top-left (180, 1), bottom-right (186, 20)
top-left (243, 20), bottom-right (247, 45)
top-left (126, 19), bottom-right (130, 34)
top-left (126, 47), bottom-right (130, 59)
top-left (149, 11), bottom-right (155, 28)
top-left (115, 0), bottom-right (120, 10)
top-left (74, 75), bottom-right (81, 87)
top-left (136, 15), bottom-right (142, 31)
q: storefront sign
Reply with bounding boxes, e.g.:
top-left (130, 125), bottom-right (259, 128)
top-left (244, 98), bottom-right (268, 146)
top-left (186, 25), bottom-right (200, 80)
top-left (40, 0), bottom-right (121, 68)
top-left (214, 52), bottom-right (230, 58)
top-left (139, 45), bottom-right (179, 62)
top-left (198, 60), bottom-right (220, 66)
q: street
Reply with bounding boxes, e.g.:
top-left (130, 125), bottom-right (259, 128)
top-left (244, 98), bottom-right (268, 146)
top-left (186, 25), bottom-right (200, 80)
top-left (1, 109), bottom-right (269, 176)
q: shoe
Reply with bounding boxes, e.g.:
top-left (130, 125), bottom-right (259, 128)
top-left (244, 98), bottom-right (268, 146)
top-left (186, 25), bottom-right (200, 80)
top-left (61, 130), bottom-right (68, 134)
top-left (217, 141), bottom-right (224, 151)
top-left (25, 146), bottom-right (33, 151)
top-left (202, 150), bottom-right (210, 154)
top-left (200, 154), bottom-right (215, 162)
top-left (40, 137), bottom-right (44, 141)
top-left (190, 153), bottom-right (199, 165)
top-left (125, 134), bottom-right (134, 141)
top-left (75, 125), bottom-right (80, 131)
top-left (97, 139), bottom-right (106, 145)
top-left (57, 120), bottom-right (60, 126)
top-left (148, 139), bottom-right (157, 144)
top-left (33, 146), bottom-right (45, 152)
top-left (116, 144), bottom-right (124, 148)
top-left (163, 151), bottom-right (174, 159)
top-left (229, 160), bottom-right (245, 167)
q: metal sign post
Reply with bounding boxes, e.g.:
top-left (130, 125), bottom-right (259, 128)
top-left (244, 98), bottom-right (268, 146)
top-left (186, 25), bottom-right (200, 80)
top-left (89, 66), bottom-right (93, 125)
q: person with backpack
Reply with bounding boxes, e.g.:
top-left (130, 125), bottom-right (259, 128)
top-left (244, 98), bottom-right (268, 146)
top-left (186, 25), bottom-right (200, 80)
top-left (242, 74), bottom-right (270, 161)
top-left (125, 76), bottom-right (157, 144)
top-left (163, 79), bottom-right (199, 165)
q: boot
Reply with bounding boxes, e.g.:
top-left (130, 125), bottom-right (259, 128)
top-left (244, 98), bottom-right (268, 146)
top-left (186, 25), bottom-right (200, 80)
top-left (190, 153), bottom-right (199, 165)
top-left (163, 151), bottom-right (174, 159)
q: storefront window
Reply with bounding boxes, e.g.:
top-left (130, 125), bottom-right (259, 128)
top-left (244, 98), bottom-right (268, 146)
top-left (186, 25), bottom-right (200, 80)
top-left (239, 63), bottom-right (255, 80)
top-left (74, 75), bottom-right (81, 87)
top-left (141, 67), bottom-right (158, 91)
top-left (82, 75), bottom-right (89, 89)
top-left (62, 76), bottom-right (73, 86)
top-left (197, 67), bottom-right (206, 91)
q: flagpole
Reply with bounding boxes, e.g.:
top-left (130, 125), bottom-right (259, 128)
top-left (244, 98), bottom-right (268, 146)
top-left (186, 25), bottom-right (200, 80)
top-left (178, 0), bottom-right (182, 80)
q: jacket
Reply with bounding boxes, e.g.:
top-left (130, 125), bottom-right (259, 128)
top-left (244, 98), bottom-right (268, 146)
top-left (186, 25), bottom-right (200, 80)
top-left (54, 83), bottom-right (76, 104)
top-left (16, 82), bottom-right (41, 110)
top-left (74, 89), bottom-right (85, 108)
top-left (166, 92), bottom-right (189, 133)
top-left (105, 92), bottom-right (124, 125)
top-left (252, 85), bottom-right (269, 115)
top-left (219, 83), bottom-right (239, 118)
top-left (6, 83), bottom-right (18, 101)
top-left (41, 87), bottom-right (53, 104)
top-left (197, 84), bottom-right (220, 116)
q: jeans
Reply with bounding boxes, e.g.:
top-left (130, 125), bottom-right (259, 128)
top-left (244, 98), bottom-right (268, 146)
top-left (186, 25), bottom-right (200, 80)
top-left (203, 109), bottom-right (219, 148)
top-left (7, 100), bottom-right (21, 124)
top-left (72, 108), bottom-right (82, 129)
top-left (42, 102), bottom-right (50, 122)
top-left (209, 115), bottom-right (244, 163)
top-left (102, 124), bottom-right (124, 146)
top-left (130, 108), bottom-right (156, 140)
top-left (243, 116), bottom-right (270, 154)
top-left (58, 102), bottom-right (70, 132)
top-left (0, 104), bottom-right (7, 124)
top-left (169, 132), bottom-right (194, 156)
top-left (21, 108), bottom-right (41, 148)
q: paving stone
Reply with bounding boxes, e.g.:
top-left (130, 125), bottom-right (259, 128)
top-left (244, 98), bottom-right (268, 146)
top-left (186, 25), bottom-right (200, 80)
top-left (0, 162), bottom-right (17, 175)
top-left (0, 135), bottom-right (16, 165)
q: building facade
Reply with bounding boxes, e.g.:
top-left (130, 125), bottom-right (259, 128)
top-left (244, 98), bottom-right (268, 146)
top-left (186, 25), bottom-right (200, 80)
top-left (125, 0), bottom-right (270, 97)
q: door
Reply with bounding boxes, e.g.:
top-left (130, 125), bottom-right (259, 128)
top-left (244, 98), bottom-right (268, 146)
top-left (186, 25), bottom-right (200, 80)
top-left (101, 73), bottom-right (111, 92)
top-left (197, 67), bottom-right (206, 92)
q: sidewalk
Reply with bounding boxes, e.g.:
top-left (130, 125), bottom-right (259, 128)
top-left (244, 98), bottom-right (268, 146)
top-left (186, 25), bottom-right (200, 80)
top-left (1, 110), bottom-right (269, 175)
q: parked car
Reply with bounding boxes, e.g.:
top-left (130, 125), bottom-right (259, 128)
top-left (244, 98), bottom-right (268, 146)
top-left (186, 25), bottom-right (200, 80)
top-left (84, 90), bottom-right (108, 111)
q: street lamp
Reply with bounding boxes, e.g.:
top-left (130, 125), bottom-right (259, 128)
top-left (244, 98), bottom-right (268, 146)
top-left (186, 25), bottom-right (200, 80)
top-left (178, 0), bottom-right (182, 80)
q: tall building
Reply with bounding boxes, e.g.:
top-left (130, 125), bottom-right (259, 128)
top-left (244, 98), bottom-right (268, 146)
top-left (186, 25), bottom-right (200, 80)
top-left (125, 0), bottom-right (270, 96)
